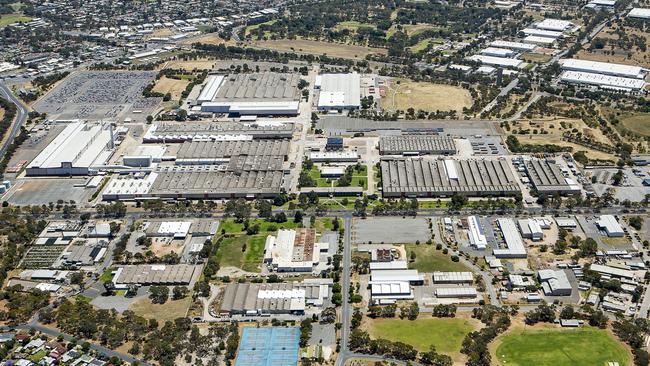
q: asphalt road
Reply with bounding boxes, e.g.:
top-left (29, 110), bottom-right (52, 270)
top-left (336, 216), bottom-right (353, 366)
top-left (0, 82), bottom-right (28, 157)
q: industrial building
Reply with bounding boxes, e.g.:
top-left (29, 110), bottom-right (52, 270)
top-left (518, 219), bottom-right (544, 241)
top-left (596, 215), bottom-right (625, 237)
top-left (174, 140), bottom-right (290, 165)
top-left (480, 47), bottom-right (516, 58)
top-left (468, 215), bottom-right (487, 249)
top-left (316, 73), bottom-right (361, 110)
top-left (308, 151), bottom-right (359, 162)
top-left (538, 269), bottom-right (572, 296)
top-left (494, 218), bottom-right (527, 258)
top-left (559, 71), bottom-right (646, 92)
top-left (219, 279), bottom-right (332, 316)
top-left (197, 73), bottom-right (301, 116)
top-left (379, 135), bottom-right (457, 155)
top-left (560, 59), bottom-right (647, 79)
top-left (468, 55), bottom-right (524, 68)
top-left (264, 229), bottom-right (329, 272)
top-left (113, 264), bottom-right (199, 286)
top-left (524, 159), bottom-right (581, 195)
top-left (61, 245), bottom-right (107, 267)
top-left (26, 121), bottom-right (116, 176)
top-left (432, 272), bottom-right (474, 284)
top-left (628, 8), bottom-right (650, 19)
top-left (143, 121), bottom-right (294, 142)
top-left (145, 221), bottom-right (192, 238)
top-left (522, 28), bottom-right (563, 39)
top-left (435, 287), bottom-right (477, 298)
top-left (370, 282), bottom-right (413, 301)
top-left (370, 269), bottom-right (424, 285)
top-left (380, 158), bottom-right (520, 198)
top-left (535, 19), bottom-right (575, 32)
top-left (523, 36), bottom-right (556, 45)
top-left (589, 263), bottom-right (636, 280)
top-left (489, 40), bottom-right (536, 51)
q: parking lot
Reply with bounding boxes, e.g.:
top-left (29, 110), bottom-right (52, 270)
top-left (3, 178), bottom-right (94, 205)
top-left (352, 217), bottom-right (431, 244)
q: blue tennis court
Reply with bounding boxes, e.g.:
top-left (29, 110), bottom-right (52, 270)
top-left (235, 327), bottom-right (300, 366)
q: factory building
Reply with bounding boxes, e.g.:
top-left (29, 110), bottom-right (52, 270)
top-left (379, 135), bottom-right (457, 156)
top-left (432, 272), bottom-right (474, 284)
top-left (523, 36), bottom-right (556, 45)
top-left (308, 151), bottom-right (359, 162)
top-left (518, 219), bottom-right (544, 241)
top-left (534, 19), bottom-right (575, 32)
top-left (628, 8), bottom-right (650, 19)
top-left (380, 158), bottom-right (520, 198)
top-left (489, 40), bottom-right (536, 51)
top-left (524, 159), bottom-right (581, 195)
top-left (145, 221), bottom-right (192, 239)
top-left (538, 269), bottom-right (572, 296)
top-left (26, 121), bottom-right (116, 176)
top-left (560, 59), bottom-right (647, 79)
top-left (468, 215), bottom-right (488, 250)
top-left (480, 47), bottom-right (516, 58)
top-left (316, 73), bottom-right (361, 110)
top-left (585, 0), bottom-right (616, 11)
top-left (370, 269), bottom-right (424, 285)
top-left (113, 264), bottom-right (199, 286)
top-left (143, 121), bottom-right (294, 142)
top-left (197, 73), bottom-right (301, 116)
top-left (219, 279), bottom-right (332, 316)
top-left (559, 71), bottom-right (646, 92)
top-left (435, 287), bottom-right (477, 298)
top-left (494, 218), bottom-right (527, 258)
top-left (174, 140), bottom-right (290, 165)
top-left (596, 215), bottom-right (625, 237)
top-left (468, 55), bottom-right (524, 68)
top-left (370, 282), bottom-right (413, 302)
top-left (589, 264), bottom-right (636, 281)
top-left (559, 59), bottom-right (647, 91)
top-left (264, 229), bottom-right (328, 272)
top-left (521, 28), bottom-right (563, 39)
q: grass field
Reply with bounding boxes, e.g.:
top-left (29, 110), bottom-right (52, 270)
top-left (384, 79), bottom-right (472, 112)
top-left (220, 218), bottom-right (301, 234)
top-left (493, 327), bottom-right (630, 366)
top-left (405, 244), bottom-right (469, 272)
top-left (152, 76), bottom-right (190, 100)
top-left (521, 52), bottom-right (552, 63)
top-left (335, 21), bottom-right (376, 32)
top-left (305, 165), bottom-right (367, 189)
top-left (244, 19), bottom-right (278, 39)
top-left (215, 235), bottom-right (268, 272)
top-left (129, 296), bottom-right (192, 323)
top-left (252, 39), bottom-right (387, 59)
top-left (619, 113), bottom-right (650, 136)
top-left (409, 38), bottom-right (435, 53)
top-left (0, 14), bottom-right (31, 27)
top-left (366, 317), bottom-right (479, 356)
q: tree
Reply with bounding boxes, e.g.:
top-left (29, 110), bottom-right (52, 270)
top-left (255, 200), bottom-right (272, 219)
top-left (421, 346), bottom-right (453, 366)
top-left (450, 193), bottom-right (468, 210)
top-left (580, 238), bottom-right (598, 257)
top-left (224, 199), bottom-right (251, 223)
top-left (149, 285), bottom-right (169, 304)
top-left (172, 286), bottom-right (189, 300)
top-left (294, 210), bottom-right (303, 223)
top-left (629, 216), bottom-right (643, 230)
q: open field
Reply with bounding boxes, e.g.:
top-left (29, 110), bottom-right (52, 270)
top-left (0, 14), bottom-right (31, 27)
top-left (163, 59), bottom-right (218, 70)
top-left (251, 39), bottom-right (387, 59)
top-left (335, 21), bottom-right (376, 32)
top-left (384, 79), bottom-right (472, 112)
top-left (152, 76), bottom-right (190, 100)
top-left (215, 235), bottom-right (267, 272)
top-left (405, 244), bottom-right (470, 272)
top-left (129, 296), bottom-right (192, 323)
top-left (182, 33), bottom-right (231, 46)
top-left (619, 113), bottom-right (650, 136)
top-left (409, 38), bottom-right (442, 53)
top-left (365, 317), bottom-right (480, 357)
top-left (521, 52), bottom-right (552, 63)
top-left (492, 326), bottom-right (630, 366)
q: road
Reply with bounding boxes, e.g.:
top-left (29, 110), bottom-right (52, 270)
top-left (336, 216), bottom-right (353, 366)
top-left (481, 77), bottom-right (519, 114)
top-left (0, 82), bottom-right (28, 157)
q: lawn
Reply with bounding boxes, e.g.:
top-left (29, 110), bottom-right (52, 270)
top-left (620, 113), bottom-right (650, 136)
top-left (220, 218), bottom-right (300, 234)
top-left (384, 79), bottom-right (472, 112)
top-left (0, 14), bottom-right (31, 27)
top-left (216, 234), bottom-right (270, 272)
top-left (521, 52), bottom-right (552, 63)
top-left (129, 296), bottom-right (192, 323)
top-left (493, 327), bottom-right (630, 366)
top-left (335, 21), bottom-right (376, 32)
top-left (367, 317), bottom-right (479, 356)
top-left (405, 244), bottom-right (470, 272)
top-left (244, 19), bottom-right (278, 37)
top-left (305, 165), bottom-right (367, 189)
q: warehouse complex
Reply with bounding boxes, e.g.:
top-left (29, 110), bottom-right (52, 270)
top-left (494, 218), bottom-right (527, 258)
top-left (196, 73), bottom-right (302, 115)
top-left (559, 59), bottom-right (648, 92)
top-left (538, 269), bottom-right (572, 296)
top-left (26, 121), bottom-right (117, 176)
top-left (143, 121), bottom-right (294, 142)
top-left (380, 158), bottom-right (520, 198)
top-left (628, 7), bottom-right (650, 19)
top-left (316, 73), bottom-right (361, 110)
top-left (264, 229), bottom-right (324, 272)
top-left (113, 264), bottom-right (199, 286)
top-left (219, 279), bottom-right (332, 316)
top-left (174, 140), bottom-right (290, 165)
top-left (524, 159), bottom-right (581, 195)
top-left (379, 135), bottom-right (457, 155)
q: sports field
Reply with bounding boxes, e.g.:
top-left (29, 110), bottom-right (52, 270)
top-left (252, 39), bottom-right (387, 59)
top-left (0, 14), bottom-right (31, 27)
top-left (366, 317), bottom-right (479, 356)
top-left (405, 244), bottom-right (469, 272)
top-left (493, 327), bottom-right (630, 366)
top-left (384, 79), bottom-right (472, 112)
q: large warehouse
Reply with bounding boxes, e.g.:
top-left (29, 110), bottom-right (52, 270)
top-left (494, 218), bottom-right (527, 258)
top-left (380, 158), bottom-right (520, 198)
top-left (560, 59), bottom-right (647, 79)
top-left (26, 121), bottom-right (116, 176)
top-left (316, 73), bottom-right (361, 110)
top-left (196, 72), bottom-right (301, 116)
top-left (379, 135), bottom-right (457, 155)
top-left (174, 140), bottom-right (290, 165)
top-left (113, 264), bottom-right (199, 286)
top-left (559, 59), bottom-right (648, 91)
top-left (628, 8), bottom-right (650, 19)
top-left (143, 121), bottom-right (294, 142)
top-left (468, 55), bottom-right (524, 68)
top-left (264, 229), bottom-right (322, 272)
top-left (524, 159), bottom-right (581, 195)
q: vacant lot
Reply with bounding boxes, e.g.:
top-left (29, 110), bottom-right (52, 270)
top-left (251, 39), bottom-right (387, 59)
top-left (366, 317), bottom-right (479, 358)
top-left (215, 235), bottom-right (267, 272)
top-left (493, 326), bottom-right (629, 366)
top-left (578, 26), bottom-right (650, 68)
top-left (152, 76), bottom-right (190, 100)
top-left (406, 244), bottom-right (469, 272)
top-left (182, 33), bottom-right (231, 46)
top-left (384, 79), bottom-right (472, 112)
top-left (0, 14), bottom-right (31, 27)
top-left (129, 296), bottom-right (192, 323)
top-left (164, 59), bottom-right (217, 71)
top-left (619, 113), bottom-right (650, 136)
top-left (353, 217), bottom-right (430, 244)
top-left (335, 21), bottom-right (376, 32)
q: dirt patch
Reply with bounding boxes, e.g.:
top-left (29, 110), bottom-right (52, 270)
top-left (152, 76), bottom-right (190, 100)
top-left (164, 59), bottom-right (218, 71)
top-left (184, 33), bottom-right (231, 46)
top-left (384, 78), bottom-right (472, 112)
top-left (149, 237), bottom-right (185, 257)
top-left (251, 39), bottom-right (387, 59)
top-left (129, 296), bottom-right (192, 323)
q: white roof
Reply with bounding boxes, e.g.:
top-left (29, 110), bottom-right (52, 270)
top-left (560, 59), bottom-right (646, 79)
top-left (468, 215), bottom-right (487, 249)
top-left (444, 159), bottom-right (459, 179)
top-left (369, 261), bottom-right (408, 270)
top-left (480, 47), bottom-right (515, 57)
top-left (433, 272), bottom-right (474, 282)
top-left (560, 71), bottom-right (646, 91)
top-left (590, 263), bottom-right (635, 279)
top-left (31, 269), bottom-right (57, 279)
top-left (522, 28), bottom-right (563, 38)
top-left (308, 151), bottom-right (359, 160)
top-left (596, 215), bottom-right (624, 234)
top-left (555, 217), bottom-right (577, 227)
top-left (317, 73), bottom-right (361, 108)
top-left (435, 287), bottom-right (477, 296)
top-left (320, 166), bottom-right (346, 175)
top-left (469, 55), bottom-right (524, 68)
top-left (628, 8), bottom-right (650, 19)
top-left (494, 218), bottom-right (527, 257)
top-left (535, 19), bottom-right (574, 31)
top-left (157, 221), bottom-right (192, 236)
top-left (197, 74), bottom-right (225, 102)
top-left (523, 35), bottom-right (556, 45)
top-left (490, 40), bottom-right (536, 51)
top-left (370, 281), bottom-right (411, 295)
top-left (371, 269), bottom-right (422, 282)
top-left (589, 0), bottom-right (616, 5)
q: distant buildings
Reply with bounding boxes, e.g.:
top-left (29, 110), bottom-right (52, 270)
top-left (379, 136), bottom-right (457, 156)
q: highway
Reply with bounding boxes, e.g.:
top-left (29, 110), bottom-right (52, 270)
top-left (0, 82), bottom-right (28, 157)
